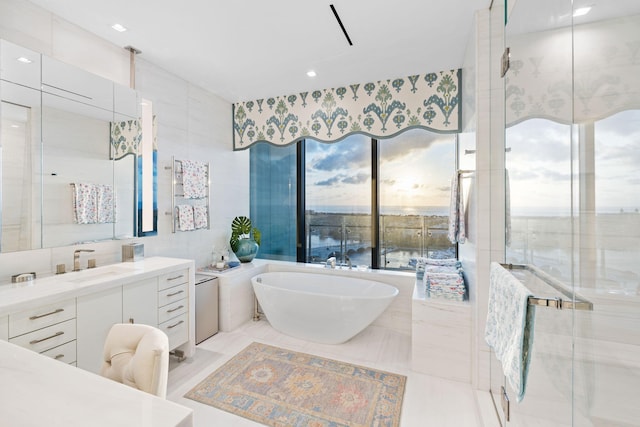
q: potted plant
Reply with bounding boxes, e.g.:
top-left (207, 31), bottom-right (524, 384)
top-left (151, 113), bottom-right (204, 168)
top-left (229, 216), bottom-right (261, 262)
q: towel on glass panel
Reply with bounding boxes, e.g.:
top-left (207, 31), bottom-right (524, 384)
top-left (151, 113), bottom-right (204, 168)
top-left (181, 160), bottom-right (208, 199)
top-left (485, 262), bottom-right (535, 402)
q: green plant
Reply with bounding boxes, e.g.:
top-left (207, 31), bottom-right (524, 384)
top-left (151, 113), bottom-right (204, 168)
top-left (230, 216), bottom-right (261, 252)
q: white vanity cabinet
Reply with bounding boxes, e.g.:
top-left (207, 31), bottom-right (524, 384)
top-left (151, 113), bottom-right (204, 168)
top-left (76, 287), bottom-right (123, 374)
top-left (8, 298), bottom-right (77, 365)
top-left (0, 257), bottom-right (195, 375)
top-left (157, 269), bottom-right (190, 351)
top-left (123, 277), bottom-right (158, 326)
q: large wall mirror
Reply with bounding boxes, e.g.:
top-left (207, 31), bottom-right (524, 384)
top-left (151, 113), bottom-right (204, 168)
top-left (0, 39), bottom-right (157, 253)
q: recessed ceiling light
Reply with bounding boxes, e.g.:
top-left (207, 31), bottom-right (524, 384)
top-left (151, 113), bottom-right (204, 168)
top-left (111, 23), bottom-right (127, 32)
top-left (573, 6), bottom-right (592, 17)
top-left (16, 57), bottom-right (32, 64)
top-left (306, 70), bottom-right (317, 77)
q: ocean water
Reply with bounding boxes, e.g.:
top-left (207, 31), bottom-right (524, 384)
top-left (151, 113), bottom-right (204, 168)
top-left (309, 205), bottom-right (449, 216)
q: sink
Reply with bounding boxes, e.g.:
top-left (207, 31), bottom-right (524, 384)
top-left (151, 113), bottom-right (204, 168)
top-left (65, 265), bottom-right (135, 284)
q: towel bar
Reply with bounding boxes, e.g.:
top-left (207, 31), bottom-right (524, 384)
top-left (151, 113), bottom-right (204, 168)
top-left (500, 263), bottom-right (593, 311)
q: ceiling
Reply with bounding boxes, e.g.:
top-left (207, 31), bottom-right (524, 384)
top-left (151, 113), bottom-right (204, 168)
top-left (26, 0), bottom-right (491, 103)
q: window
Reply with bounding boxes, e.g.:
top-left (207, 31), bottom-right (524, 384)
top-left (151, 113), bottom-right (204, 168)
top-left (250, 129), bottom-right (457, 269)
top-left (305, 135), bottom-right (372, 267)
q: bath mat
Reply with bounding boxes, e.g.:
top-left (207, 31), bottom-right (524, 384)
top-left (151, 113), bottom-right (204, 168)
top-left (184, 342), bottom-right (406, 426)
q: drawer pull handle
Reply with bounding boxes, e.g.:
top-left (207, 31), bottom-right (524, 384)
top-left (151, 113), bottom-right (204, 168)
top-left (167, 290), bottom-right (184, 297)
top-left (167, 274), bottom-right (184, 281)
top-left (29, 308), bottom-right (64, 320)
top-left (54, 354), bottom-right (65, 360)
top-left (30, 331), bottom-right (64, 344)
top-left (167, 320), bottom-right (184, 329)
top-left (167, 305), bottom-right (184, 313)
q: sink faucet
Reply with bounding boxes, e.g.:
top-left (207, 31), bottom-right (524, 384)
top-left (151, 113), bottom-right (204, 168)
top-left (73, 249), bottom-right (95, 271)
top-left (326, 256), bottom-right (336, 269)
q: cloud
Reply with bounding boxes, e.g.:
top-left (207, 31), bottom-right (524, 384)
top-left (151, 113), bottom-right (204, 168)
top-left (315, 175), bottom-right (344, 186)
top-left (342, 173), bottom-right (369, 184)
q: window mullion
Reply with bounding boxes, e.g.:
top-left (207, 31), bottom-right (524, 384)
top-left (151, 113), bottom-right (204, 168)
top-left (371, 138), bottom-right (380, 269)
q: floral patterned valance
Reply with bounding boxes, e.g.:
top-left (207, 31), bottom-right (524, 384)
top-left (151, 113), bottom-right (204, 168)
top-left (109, 116), bottom-right (158, 159)
top-left (233, 69), bottom-right (461, 150)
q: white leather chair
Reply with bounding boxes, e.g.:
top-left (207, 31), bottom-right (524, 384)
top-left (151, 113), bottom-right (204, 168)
top-left (101, 323), bottom-right (170, 398)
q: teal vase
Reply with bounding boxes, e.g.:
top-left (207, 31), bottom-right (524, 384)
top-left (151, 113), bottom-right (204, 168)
top-left (233, 239), bottom-right (259, 262)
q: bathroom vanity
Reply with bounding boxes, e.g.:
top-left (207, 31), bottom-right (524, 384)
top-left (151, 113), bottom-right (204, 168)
top-left (0, 257), bottom-right (196, 373)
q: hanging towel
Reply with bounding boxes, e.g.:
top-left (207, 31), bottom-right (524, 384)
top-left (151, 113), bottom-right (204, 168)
top-left (485, 262), bottom-right (536, 402)
top-left (96, 184), bottom-right (115, 223)
top-left (176, 205), bottom-right (195, 231)
top-left (447, 172), bottom-right (466, 244)
top-left (181, 160), bottom-right (208, 199)
top-left (193, 205), bottom-right (208, 229)
top-left (72, 183), bottom-right (98, 224)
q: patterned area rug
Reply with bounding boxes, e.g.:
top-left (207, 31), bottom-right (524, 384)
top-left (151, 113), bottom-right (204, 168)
top-left (185, 342), bottom-right (406, 426)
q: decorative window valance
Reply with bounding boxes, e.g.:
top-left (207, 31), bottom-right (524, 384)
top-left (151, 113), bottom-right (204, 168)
top-left (233, 69), bottom-right (461, 150)
top-left (109, 116), bottom-right (158, 160)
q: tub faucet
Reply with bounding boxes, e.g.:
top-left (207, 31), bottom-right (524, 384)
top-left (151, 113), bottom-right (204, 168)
top-left (73, 249), bottom-right (95, 271)
top-left (326, 256), bottom-right (336, 269)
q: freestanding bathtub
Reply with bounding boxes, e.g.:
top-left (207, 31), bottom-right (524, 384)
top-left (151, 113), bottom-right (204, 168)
top-left (251, 271), bottom-right (399, 344)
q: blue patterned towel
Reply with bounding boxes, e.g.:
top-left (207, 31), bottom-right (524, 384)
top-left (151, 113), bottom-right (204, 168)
top-left (485, 262), bottom-right (535, 402)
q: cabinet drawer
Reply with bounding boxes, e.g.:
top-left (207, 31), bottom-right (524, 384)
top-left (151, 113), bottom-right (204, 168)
top-left (158, 269), bottom-right (189, 291)
top-left (158, 299), bottom-right (187, 324)
top-left (9, 299), bottom-right (76, 338)
top-left (9, 318), bottom-right (76, 353)
top-left (40, 340), bottom-right (76, 364)
top-left (159, 313), bottom-right (188, 350)
top-left (158, 283), bottom-right (187, 307)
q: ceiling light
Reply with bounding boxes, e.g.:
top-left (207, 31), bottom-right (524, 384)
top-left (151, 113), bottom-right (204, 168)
top-left (573, 7), bottom-right (592, 17)
top-left (111, 23), bottom-right (127, 32)
top-left (16, 57), bottom-right (32, 64)
top-left (306, 70), bottom-right (317, 77)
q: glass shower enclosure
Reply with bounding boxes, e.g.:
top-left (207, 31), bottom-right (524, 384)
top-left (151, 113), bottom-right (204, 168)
top-left (496, 0), bottom-right (640, 425)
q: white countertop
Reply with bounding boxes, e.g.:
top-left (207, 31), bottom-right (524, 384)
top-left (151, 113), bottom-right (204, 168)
top-left (0, 257), bottom-right (194, 316)
top-left (0, 339), bottom-right (192, 427)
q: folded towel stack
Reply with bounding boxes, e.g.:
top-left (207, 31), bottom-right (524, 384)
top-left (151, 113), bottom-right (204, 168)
top-left (415, 257), bottom-right (466, 301)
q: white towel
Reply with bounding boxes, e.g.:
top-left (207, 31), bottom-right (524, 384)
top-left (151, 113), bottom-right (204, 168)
top-left (96, 184), bottom-right (115, 223)
top-left (72, 183), bottom-right (97, 224)
top-left (176, 205), bottom-right (195, 231)
top-left (193, 205), bottom-right (208, 229)
top-left (181, 160), bottom-right (208, 199)
top-left (485, 262), bottom-right (536, 402)
top-left (447, 172), bottom-right (466, 244)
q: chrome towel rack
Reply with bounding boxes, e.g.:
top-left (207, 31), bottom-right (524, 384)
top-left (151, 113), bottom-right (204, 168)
top-left (500, 263), bottom-right (593, 311)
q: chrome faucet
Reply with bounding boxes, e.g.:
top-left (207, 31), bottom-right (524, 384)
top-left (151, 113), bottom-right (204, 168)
top-left (73, 249), bottom-right (95, 271)
top-left (326, 256), bottom-right (336, 269)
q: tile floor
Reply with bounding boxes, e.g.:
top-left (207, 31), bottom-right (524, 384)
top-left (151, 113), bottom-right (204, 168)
top-left (167, 319), bottom-right (484, 426)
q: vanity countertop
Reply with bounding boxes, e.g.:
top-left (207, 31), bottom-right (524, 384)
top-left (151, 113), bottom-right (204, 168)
top-left (0, 339), bottom-right (193, 427)
top-left (0, 256), bottom-right (194, 316)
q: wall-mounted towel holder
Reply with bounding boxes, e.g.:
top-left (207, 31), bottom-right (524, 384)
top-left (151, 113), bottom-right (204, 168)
top-left (500, 263), bottom-right (593, 311)
top-left (164, 156), bottom-right (211, 233)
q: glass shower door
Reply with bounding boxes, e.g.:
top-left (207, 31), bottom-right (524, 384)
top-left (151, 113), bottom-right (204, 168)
top-left (502, 0), bottom-right (640, 425)
top-left (502, 0), bottom-right (575, 425)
